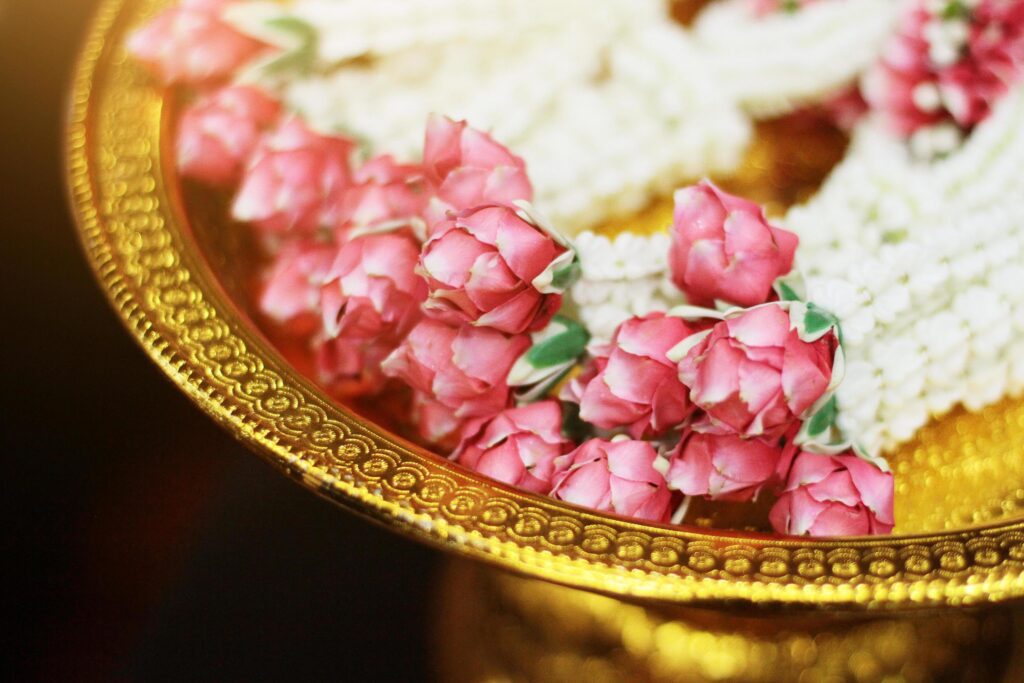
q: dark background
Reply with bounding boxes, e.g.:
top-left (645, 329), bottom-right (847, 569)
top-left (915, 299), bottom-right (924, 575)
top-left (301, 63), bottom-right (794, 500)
top-left (3, 2), bottom-right (440, 680)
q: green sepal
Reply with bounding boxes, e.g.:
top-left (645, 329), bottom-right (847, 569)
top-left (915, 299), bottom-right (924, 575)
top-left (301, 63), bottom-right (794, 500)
top-left (666, 328), bottom-right (712, 363)
top-left (788, 300), bottom-right (843, 345)
top-left (803, 303), bottom-right (839, 339)
top-left (524, 315), bottom-right (589, 369)
top-left (260, 17), bottom-right (318, 76)
top-left (773, 271), bottom-right (807, 303)
top-left (666, 304), bottom-right (729, 322)
top-left (549, 258), bottom-right (582, 292)
top-left (513, 363), bottom-right (574, 404)
top-left (508, 316), bottom-right (591, 402)
top-left (776, 281), bottom-right (801, 302)
top-left (941, 1), bottom-right (971, 20)
top-left (804, 395), bottom-right (837, 439)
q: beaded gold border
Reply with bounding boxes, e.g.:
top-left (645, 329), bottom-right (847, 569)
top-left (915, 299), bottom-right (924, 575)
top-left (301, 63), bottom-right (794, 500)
top-left (67, 0), bottom-right (1024, 608)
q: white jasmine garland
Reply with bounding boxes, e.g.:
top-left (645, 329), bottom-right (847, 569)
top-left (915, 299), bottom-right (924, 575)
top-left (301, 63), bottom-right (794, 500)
top-left (224, 0), bottom-right (754, 233)
top-left (786, 86), bottom-right (1024, 255)
top-left (224, 0), bottom-right (663, 65)
top-left (802, 203), bottom-right (1024, 458)
top-left (569, 231), bottom-right (682, 340)
top-left (693, 0), bottom-right (906, 117)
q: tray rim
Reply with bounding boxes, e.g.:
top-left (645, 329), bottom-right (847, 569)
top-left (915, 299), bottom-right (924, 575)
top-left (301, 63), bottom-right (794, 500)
top-left (66, 0), bottom-right (1024, 609)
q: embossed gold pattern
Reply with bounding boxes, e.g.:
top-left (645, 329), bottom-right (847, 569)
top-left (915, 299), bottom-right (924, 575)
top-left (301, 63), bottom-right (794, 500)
top-left (69, 0), bottom-right (1024, 608)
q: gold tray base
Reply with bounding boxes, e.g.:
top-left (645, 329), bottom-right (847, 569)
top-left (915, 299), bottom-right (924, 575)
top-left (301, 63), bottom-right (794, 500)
top-left (437, 562), bottom-right (1023, 682)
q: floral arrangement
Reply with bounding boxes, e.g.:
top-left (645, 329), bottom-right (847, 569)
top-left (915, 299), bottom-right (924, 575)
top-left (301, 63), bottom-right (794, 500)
top-left (128, 0), bottom-right (1024, 537)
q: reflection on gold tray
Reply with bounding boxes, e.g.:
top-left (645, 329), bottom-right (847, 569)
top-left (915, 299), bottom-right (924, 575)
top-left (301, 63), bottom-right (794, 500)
top-left (69, 0), bottom-right (1024, 615)
top-left (436, 559), bottom-right (1024, 682)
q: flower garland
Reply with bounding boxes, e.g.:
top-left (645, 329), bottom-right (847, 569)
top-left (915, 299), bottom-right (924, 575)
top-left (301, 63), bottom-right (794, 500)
top-left (127, 0), bottom-right (1024, 538)
top-left (223, 0), bottom-right (751, 234)
top-left (695, 0), bottom-right (903, 117)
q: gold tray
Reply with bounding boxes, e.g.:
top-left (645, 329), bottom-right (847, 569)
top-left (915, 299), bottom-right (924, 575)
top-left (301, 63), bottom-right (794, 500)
top-left (69, 0), bottom-right (1024, 609)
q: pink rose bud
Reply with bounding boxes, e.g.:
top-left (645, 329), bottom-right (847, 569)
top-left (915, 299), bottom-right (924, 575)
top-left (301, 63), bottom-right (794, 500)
top-left (862, 61), bottom-right (943, 137)
top-left (176, 86), bottom-right (281, 186)
top-left (971, 2), bottom-right (1023, 97)
top-left (877, 6), bottom-right (931, 73)
top-left (314, 228), bottom-right (426, 395)
top-left (668, 181), bottom-right (798, 308)
top-left (454, 400), bottom-right (574, 493)
top-left (665, 431), bottom-right (784, 502)
top-left (337, 155), bottom-right (428, 234)
top-left (550, 438), bottom-right (672, 522)
top-left (977, 0), bottom-right (1024, 25)
top-left (938, 57), bottom-right (1015, 129)
top-left (412, 391), bottom-right (467, 450)
top-left (863, 2), bottom-right (1024, 138)
top-left (678, 304), bottom-right (836, 439)
top-left (937, 66), bottom-right (985, 128)
top-left (419, 204), bottom-right (575, 335)
top-left (258, 240), bottom-right (335, 337)
top-left (769, 451), bottom-right (895, 537)
top-left (956, 1), bottom-right (1024, 125)
top-left (564, 314), bottom-right (695, 439)
top-left (233, 117), bottom-right (356, 235)
top-left (381, 319), bottom-right (530, 420)
top-left (314, 333), bottom-right (395, 395)
top-left (861, 6), bottom-right (944, 136)
top-left (320, 229), bottom-right (426, 343)
top-left (975, 0), bottom-right (1024, 57)
top-left (127, 0), bottom-right (264, 85)
top-left (422, 115), bottom-right (533, 226)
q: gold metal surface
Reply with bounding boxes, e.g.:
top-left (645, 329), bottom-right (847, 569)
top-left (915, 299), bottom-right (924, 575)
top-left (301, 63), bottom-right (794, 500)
top-left (69, 0), bottom-right (1024, 609)
top-left (436, 561), bottom-right (1022, 682)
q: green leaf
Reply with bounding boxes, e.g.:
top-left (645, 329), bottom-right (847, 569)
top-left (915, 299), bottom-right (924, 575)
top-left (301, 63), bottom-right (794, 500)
top-left (805, 395), bottom-right (838, 437)
top-left (803, 304), bottom-right (838, 338)
top-left (525, 317), bottom-right (589, 369)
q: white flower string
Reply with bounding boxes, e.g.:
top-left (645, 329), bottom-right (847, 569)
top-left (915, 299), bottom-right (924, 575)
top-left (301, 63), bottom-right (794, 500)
top-left (230, 0), bottom-right (917, 233)
top-left (693, 0), bottom-right (905, 116)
